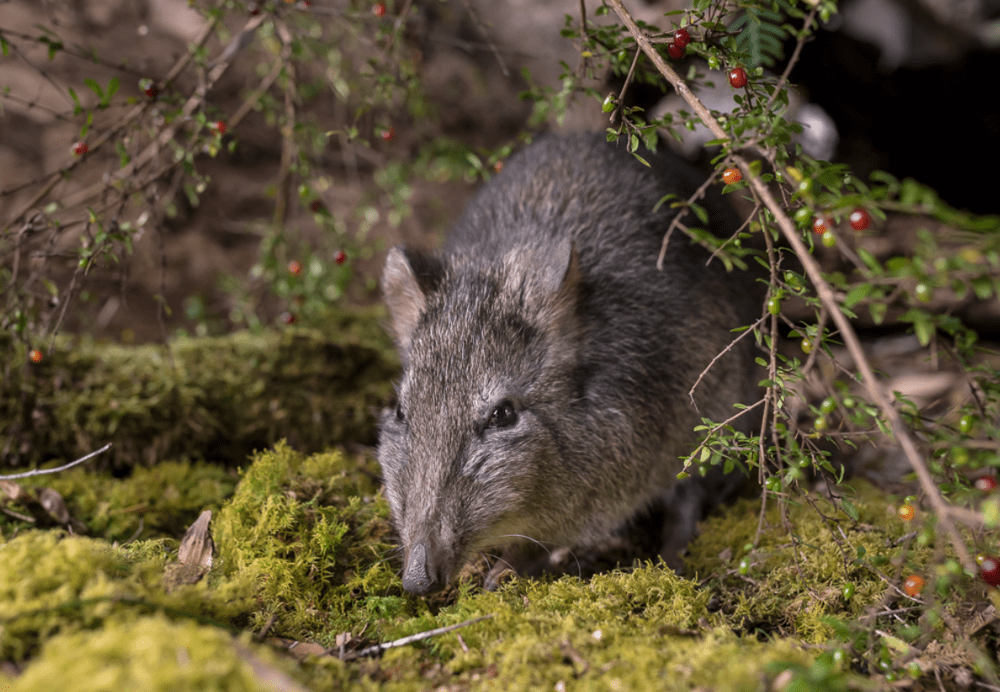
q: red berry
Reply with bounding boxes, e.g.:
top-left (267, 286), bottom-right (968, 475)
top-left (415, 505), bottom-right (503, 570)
top-left (335, 250), bottom-right (347, 265)
top-left (29, 349), bottom-right (43, 363)
top-left (673, 28), bottom-right (691, 48)
top-left (849, 208), bottom-right (870, 231)
top-left (494, 161), bottom-right (503, 174)
top-left (373, 2), bottom-right (386, 16)
top-left (667, 43), bottom-right (685, 59)
top-left (381, 127), bottom-right (395, 142)
top-left (902, 574), bottom-right (924, 596)
top-left (288, 260), bottom-right (302, 276)
top-left (812, 216), bottom-right (831, 235)
top-left (980, 555), bottom-right (1000, 586)
top-left (72, 141), bottom-right (89, 156)
top-left (282, 312), bottom-right (296, 325)
top-left (897, 504), bottom-right (915, 521)
top-left (213, 120), bottom-right (227, 135)
top-left (976, 476), bottom-right (998, 492)
top-left (145, 87), bottom-right (158, 100)
top-left (728, 67), bottom-right (748, 88)
top-left (310, 200), bottom-right (326, 214)
top-left (722, 167), bottom-right (741, 185)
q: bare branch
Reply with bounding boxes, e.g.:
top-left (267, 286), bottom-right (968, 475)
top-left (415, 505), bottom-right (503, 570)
top-left (1, 443), bottom-right (113, 480)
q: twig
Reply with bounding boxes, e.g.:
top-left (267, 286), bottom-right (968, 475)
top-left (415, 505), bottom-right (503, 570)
top-left (608, 0), bottom-right (977, 574)
top-left (348, 615), bottom-right (492, 659)
top-left (459, 0), bottom-right (509, 77)
top-left (609, 47), bottom-right (642, 126)
top-left (0, 443), bottom-right (113, 480)
top-left (656, 171), bottom-right (720, 270)
top-left (688, 314), bottom-right (768, 407)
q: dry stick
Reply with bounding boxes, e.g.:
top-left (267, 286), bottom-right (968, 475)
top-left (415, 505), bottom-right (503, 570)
top-left (459, 0), bottom-right (510, 77)
top-left (688, 313), bottom-right (767, 407)
top-left (656, 171), bottom-right (719, 270)
top-left (348, 615), bottom-right (493, 659)
top-left (0, 443), bottom-right (113, 480)
top-left (272, 18), bottom-right (297, 228)
top-left (608, 0), bottom-right (976, 574)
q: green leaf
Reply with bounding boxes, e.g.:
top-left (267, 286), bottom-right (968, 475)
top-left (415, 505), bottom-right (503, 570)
top-left (868, 302), bottom-right (887, 325)
top-left (856, 248), bottom-right (881, 273)
top-left (971, 276), bottom-right (993, 300)
top-left (84, 78), bottom-right (103, 100)
top-left (632, 153), bottom-right (650, 168)
top-left (843, 283), bottom-right (875, 309)
top-left (913, 313), bottom-right (934, 346)
top-left (67, 86), bottom-right (83, 116)
top-left (841, 499), bottom-right (859, 522)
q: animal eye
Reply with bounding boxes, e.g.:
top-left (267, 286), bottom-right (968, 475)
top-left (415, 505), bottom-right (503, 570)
top-left (395, 403), bottom-right (405, 422)
top-left (488, 401), bottom-right (518, 429)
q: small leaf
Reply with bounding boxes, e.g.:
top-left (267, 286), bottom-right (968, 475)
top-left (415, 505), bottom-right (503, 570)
top-left (856, 248), bottom-right (881, 273)
top-left (841, 500), bottom-right (859, 522)
top-left (84, 78), bottom-right (103, 100)
top-left (67, 86), bottom-right (83, 116)
top-left (868, 302), bottom-right (887, 325)
top-left (843, 283), bottom-right (874, 309)
top-left (913, 313), bottom-right (934, 346)
top-left (971, 276), bottom-right (993, 300)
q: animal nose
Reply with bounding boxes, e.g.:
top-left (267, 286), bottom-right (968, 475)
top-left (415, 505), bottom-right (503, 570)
top-left (402, 541), bottom-right (444, 595)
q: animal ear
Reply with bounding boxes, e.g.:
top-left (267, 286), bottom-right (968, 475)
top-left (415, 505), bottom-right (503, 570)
top-left (382, 247), bottom-right (440, 356)
top-left (534, 238), bottom-right (582, 348)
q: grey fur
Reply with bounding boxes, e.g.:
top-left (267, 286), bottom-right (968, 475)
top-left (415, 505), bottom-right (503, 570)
top-left (379, 133), bottom-right (760, 595)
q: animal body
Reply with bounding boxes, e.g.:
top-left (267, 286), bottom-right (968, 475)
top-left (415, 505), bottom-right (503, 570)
top-left (378, 132), bottom-right (760, 595)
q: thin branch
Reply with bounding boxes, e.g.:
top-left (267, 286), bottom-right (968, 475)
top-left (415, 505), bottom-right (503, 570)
top-left (688, 314), bottom-right (768, 407)
top-left (0, 443), bottom-right (113, 480)
top-left (347, 615), bottom-right (493, 659)
top-left (656, 170), bottom-right (720, 270)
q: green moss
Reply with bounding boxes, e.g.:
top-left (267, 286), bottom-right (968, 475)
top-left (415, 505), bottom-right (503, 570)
top-left (9, 614), bottom-right (319, 692)
top-left (0, 533), bottom-right (130, 660)
top-left (0, 441), bottom-right (934, 689)
top-left (684, 480), bottom-right (932, 643)
top-left (213, 441), bottom-right (427, 641)
top-left (0, 530), bottom-right (250, 662)
top-left (1, 326), bottom-right (397, 470)
top-left (12, 461), bottom-right (236, 542)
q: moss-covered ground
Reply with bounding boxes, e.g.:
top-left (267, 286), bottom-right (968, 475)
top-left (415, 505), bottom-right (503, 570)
top-left (3, 439), bottom-right (970, 691)
top-left (0, 327), bottom-right (993, 691)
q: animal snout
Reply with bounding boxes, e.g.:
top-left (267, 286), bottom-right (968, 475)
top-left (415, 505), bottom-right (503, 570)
top-left (402, 541), bottom-right (446, 595)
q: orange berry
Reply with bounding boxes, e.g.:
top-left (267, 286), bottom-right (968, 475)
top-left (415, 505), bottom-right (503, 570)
top-left (897, 504), bottom-right (915, 521)
top-left (903, 574), bottom-right (924, 596)
top-left (722, 167), bottom-right (741, 185)
top-left (29, 349), bottom-right (44, 363)
top-left (373, 2), bottom-right (386, 17)
top-left (812, 216), bottom-right (831, 234)
top-left (288, 260), bottom-right (302, 276)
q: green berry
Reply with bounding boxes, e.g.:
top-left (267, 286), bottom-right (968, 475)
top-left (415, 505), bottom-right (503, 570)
top-left (959, 414), bottom-right (976, 434)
